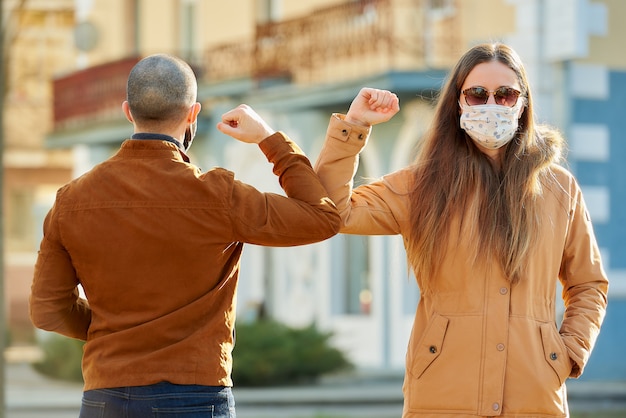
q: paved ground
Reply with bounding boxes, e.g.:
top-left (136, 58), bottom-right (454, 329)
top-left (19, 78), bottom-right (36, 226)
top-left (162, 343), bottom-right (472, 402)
top-left (5, 361), bottom-right (405, 418)
top-left (4, 346), bottom-right (626, 418)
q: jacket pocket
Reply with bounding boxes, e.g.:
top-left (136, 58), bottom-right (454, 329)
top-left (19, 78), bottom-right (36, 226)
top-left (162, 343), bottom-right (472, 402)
top-left (409, 314), bottom-right (449, 379)
top-left (539, 322), bottom-right (572, 385)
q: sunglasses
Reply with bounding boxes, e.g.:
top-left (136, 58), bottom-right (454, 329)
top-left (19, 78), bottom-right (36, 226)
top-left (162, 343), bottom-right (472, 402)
top-left (462, 86), bottom-right (521, 107)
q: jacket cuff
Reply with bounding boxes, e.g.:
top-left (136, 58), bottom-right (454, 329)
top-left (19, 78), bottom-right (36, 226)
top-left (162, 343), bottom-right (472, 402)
top-left (328, 113), bottom-right (372, 146)
top-left (258, 131), bottom-right (295, 158)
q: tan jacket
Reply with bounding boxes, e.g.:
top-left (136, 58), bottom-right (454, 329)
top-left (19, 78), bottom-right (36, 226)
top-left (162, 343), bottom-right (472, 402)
top-left (30, 133), bottom-right (340, 391)
top-left (315, 114), bottom-right (608, 417)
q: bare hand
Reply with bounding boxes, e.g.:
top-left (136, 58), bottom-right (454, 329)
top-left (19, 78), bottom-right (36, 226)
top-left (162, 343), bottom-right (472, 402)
top-left (216, 104), bottom-right (275, 144)
top-left (345, 88), bottom-right (400, 127)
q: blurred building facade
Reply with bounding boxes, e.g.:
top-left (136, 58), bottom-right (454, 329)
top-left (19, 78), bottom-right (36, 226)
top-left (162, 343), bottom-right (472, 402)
top-left (2, 0), bottom-right (76, 342)
top-left (4, 0), bottom-right (625, 380)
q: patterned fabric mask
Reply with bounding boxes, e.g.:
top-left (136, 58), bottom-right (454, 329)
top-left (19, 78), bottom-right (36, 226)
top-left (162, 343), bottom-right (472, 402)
top-left (459, 102), bottom-right (523, 149)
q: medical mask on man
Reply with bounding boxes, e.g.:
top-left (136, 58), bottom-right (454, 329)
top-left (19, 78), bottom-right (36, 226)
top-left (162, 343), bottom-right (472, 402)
top-left (459, 101), bottom-right (523, 150)
top-left (183, 119), bottom-right (197, 152)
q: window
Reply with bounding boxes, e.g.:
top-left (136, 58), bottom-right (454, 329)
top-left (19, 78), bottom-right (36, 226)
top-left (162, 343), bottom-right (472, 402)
top-left (257, 0), bottom-right (281, 23)
top-left (331, 234), bottom-right (371, 315)
top-left (179, 0), bottom-right (197, 62)
top-left (429, 0), bottom-right (455, 19)
top-left (330, 161), bottom-right (372, 315)
top-left (8, 188), bottom-right (35, 251)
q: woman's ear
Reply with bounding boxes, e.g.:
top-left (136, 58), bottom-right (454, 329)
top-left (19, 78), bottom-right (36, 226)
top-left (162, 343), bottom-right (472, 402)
top-left (517, 100), bottom-right (526, 119)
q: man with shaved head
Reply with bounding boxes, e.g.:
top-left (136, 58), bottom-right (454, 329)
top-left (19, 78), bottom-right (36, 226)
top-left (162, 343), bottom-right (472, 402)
top-left (30, 54), bottom-right (340, 417)
top-left (126, 54), bottom-right (199, 141)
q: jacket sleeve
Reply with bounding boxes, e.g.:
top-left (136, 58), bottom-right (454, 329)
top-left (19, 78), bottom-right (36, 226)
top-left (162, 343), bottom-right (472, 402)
top-left (313, 113), bottom-right (406, 235)
top-left (227, 131), bottom-right (341, 246)
top-left (30, 194), bottom-right (92, 341)
top-left (559, 176), bottom-right (609, 378)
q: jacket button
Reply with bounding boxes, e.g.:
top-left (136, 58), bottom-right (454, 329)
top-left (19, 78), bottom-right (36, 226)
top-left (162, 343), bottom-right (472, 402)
top-left (429, 345), bottom-right (437, 353)
top-left (496, 343), bottom-right (505, 351)
top-left (492, 402), bottom-right (500, 411)
top-left (499, 287), bottom-right (508, 295)
top-left (358, 133), bottom-right (364, 140)
top-left (550, 352), bottom-right (558, 360)
top-left (341, 129), bottom-right (348, 136)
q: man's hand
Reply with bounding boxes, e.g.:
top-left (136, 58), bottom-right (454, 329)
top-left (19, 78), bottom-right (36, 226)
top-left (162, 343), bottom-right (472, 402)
top-left (217, 104), bottom-right (275, 144)
top-left (345, 88), bottom-right (400, 127)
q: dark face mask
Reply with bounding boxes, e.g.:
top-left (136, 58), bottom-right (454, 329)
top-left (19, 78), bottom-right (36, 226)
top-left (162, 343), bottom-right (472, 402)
top-left (183, 120), bottom-right (197, 152)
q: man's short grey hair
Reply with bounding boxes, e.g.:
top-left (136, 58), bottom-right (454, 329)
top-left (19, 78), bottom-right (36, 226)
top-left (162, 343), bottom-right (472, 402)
top-left (126, 54), bottom-right (197, 125)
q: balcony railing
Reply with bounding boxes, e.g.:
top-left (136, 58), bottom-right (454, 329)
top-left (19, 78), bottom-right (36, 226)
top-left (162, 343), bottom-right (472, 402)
top-left (204, 0), bottom-right (461, 85)
top-left (52, 56), bottom-right (140, 130)
top-left (51, 0), bottom-right (462, 130)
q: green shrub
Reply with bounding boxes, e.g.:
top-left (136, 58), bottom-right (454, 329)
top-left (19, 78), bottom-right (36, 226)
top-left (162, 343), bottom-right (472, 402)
top-left (232, 320), bottom-right (353, 386)
top-left (32, 320), bottom-right (353, 387)
top-left (33, 333), bottom-right (84, 383)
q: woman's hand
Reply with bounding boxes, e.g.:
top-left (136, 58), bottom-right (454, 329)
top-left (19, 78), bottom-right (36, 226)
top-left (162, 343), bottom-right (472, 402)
top-left (345, 88), bottom-right (400, 127)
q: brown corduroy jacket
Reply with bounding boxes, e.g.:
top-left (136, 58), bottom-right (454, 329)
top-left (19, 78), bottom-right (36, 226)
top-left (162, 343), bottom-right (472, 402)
top-left (315, 114), bottom-right (608, 418)
top-left (30, 133), bottom-right (340, 391)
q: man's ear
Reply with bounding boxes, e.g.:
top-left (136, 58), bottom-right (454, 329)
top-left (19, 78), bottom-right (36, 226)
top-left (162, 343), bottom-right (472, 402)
top-left (187, 102), bottom-right (202, 124)
top-left (122, 101), bottom-right (134, 123)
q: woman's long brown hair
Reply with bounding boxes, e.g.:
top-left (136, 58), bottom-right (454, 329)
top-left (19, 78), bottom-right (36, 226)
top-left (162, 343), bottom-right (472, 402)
top-left (406, 43), bottom-right (564, 290)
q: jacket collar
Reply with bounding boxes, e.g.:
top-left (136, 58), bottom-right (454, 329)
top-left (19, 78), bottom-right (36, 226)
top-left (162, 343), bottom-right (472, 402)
top-left (128, 133), bottom-right (190, 162)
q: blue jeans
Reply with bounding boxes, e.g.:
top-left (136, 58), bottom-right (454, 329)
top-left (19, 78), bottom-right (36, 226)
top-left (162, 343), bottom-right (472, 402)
top-left (79, 382), bottom-right (236, 418)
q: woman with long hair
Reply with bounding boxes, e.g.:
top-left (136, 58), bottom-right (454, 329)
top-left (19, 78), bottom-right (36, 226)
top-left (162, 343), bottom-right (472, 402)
top-left (314, 43), bottom-right (608, 417)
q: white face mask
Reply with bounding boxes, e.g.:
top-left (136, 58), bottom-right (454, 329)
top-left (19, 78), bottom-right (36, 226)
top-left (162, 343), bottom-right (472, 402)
top-left (459, 101), bottom-right (523, 150)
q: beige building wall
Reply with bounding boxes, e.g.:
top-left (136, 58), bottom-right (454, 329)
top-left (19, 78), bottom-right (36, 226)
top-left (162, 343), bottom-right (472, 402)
top-left (4, 1), bottom-right (75, 149)
top-left (458, 0), bottom-right (516, 46)
top-left (198, 0), bottom-right (255, 46)
top-left (584, 0), bottom-right (626, 69)
top-left (280, 0), bottom-right (341, 18)
top-left (137, 0), bottom-right (180, 56)
top-left (2, 0), bottom-right (77, 342)
top-left (77, 0), bottom-right (132, 65)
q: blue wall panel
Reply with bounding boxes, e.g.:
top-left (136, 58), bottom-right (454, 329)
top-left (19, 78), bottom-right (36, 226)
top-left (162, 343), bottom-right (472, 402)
top-left (577, 298), bottom-right (626, 381)
top-left (574, 161), bottom-right (609, 185)
top-left (569, 71), bottom-right (626, 381)
top-left (571, 71), bottom-right (626, 269)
